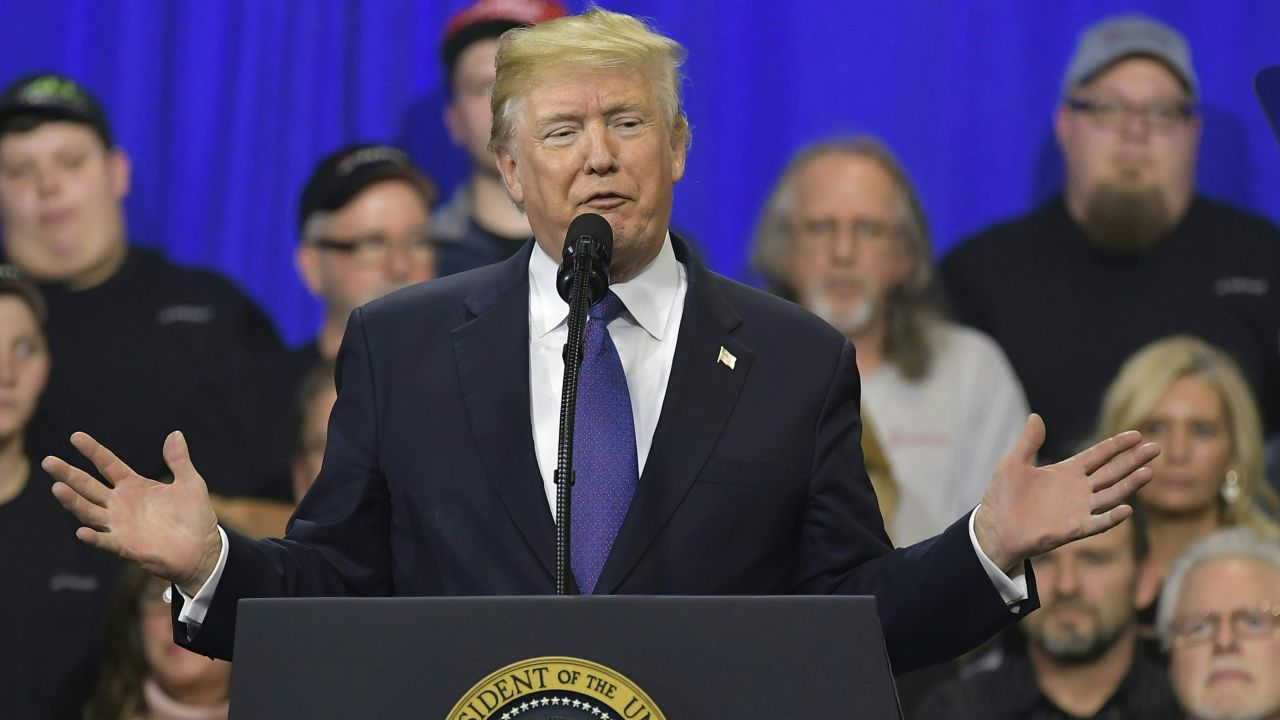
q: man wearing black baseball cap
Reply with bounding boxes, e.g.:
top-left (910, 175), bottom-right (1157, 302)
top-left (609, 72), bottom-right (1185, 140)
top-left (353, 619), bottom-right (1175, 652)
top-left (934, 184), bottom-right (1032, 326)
top-left (0, 72), bottom-right (280, 717)
top-left (433, 0), bottom-right (566, 276)
top-left (0, 72), bottom-right (283, 493)
top-left (0, 73), bottom-right (123, 288)
top-left (233, 143), bottom-right (437, 521)
top-left (294, 143), bottom-right (437, 362)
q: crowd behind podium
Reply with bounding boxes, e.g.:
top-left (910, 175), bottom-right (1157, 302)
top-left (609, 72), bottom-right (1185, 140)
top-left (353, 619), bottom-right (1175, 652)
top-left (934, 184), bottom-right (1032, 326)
top-left (3, 3), bottom-right (1280, 719)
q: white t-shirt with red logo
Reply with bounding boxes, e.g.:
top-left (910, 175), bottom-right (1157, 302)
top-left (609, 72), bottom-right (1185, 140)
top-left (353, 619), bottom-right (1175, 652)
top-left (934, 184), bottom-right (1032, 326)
top-left (862, 322), bottom-right (1029, 546)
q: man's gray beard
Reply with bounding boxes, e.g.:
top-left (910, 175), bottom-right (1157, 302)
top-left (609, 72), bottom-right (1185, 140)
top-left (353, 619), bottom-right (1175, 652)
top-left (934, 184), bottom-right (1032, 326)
top-left (1081, 183), bottom-right (1174, 255)
top-left (1026, 604), bottom-right (1129, 665)
top-left (806, 276), bottom-right (877, 337)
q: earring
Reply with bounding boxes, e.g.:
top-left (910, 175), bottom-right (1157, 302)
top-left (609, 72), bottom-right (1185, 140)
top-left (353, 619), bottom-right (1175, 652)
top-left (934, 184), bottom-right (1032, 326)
top-left (1221, 469), bottom-right (1241, 504)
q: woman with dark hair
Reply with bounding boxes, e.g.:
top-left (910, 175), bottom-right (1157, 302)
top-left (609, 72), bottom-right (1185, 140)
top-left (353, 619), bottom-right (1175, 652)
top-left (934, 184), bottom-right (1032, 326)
top-left (86, 563), bottom-right (231, 720)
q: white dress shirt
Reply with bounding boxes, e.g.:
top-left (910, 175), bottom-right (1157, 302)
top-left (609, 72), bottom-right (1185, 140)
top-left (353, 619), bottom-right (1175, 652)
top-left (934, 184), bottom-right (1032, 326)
top-left (174, 233), bottom-right (1026, 629)
top-left (528, 233), bottom-right (686, 505)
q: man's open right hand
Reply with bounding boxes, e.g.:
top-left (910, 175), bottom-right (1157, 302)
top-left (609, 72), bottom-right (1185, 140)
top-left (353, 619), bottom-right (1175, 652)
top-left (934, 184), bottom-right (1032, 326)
top-left (45, 430), bottom-right (222, 595)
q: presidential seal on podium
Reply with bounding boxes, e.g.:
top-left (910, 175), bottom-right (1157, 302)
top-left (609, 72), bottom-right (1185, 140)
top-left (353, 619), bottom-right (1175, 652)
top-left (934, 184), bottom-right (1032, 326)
top-left (448, 656), bottom-right (665, 720)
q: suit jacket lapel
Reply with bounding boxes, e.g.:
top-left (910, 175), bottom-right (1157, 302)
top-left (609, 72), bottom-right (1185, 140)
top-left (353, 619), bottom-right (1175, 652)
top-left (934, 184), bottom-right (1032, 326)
top-left (595, 238), bottom-right (754, 593)
top-left (452, 244), bottom-right (557, 580)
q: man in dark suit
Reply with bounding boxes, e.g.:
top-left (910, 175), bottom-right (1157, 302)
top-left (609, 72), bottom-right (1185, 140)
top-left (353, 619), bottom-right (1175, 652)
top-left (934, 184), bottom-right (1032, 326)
top-left (45, 9), bottom-right (1159, 675)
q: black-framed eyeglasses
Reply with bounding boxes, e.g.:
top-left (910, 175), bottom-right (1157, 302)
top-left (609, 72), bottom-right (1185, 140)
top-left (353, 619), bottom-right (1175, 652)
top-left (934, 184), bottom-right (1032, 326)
top-left (1065, 96), bottom-right (1195, 132)
top-left (1171, 603), bottom-right (1280, 647)
top-left (309, 230), bottom-right (434, 265)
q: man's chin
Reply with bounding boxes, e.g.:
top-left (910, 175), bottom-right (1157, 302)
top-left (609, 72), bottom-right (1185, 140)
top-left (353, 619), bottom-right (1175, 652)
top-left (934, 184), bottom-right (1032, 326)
top-left (1030, 623), bottom-right (1115, 664)
top-left (1194, 690), bottom-right (1269, 720)
top-left (1081, 183), bottom-right (1173, 254)
top-left (807, 298), bottom-right (874, 337)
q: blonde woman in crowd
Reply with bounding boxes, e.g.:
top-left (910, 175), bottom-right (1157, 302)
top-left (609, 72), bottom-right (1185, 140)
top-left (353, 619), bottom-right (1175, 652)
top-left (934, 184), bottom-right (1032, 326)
top-left (1090, 335), bottom-right (1280, 639)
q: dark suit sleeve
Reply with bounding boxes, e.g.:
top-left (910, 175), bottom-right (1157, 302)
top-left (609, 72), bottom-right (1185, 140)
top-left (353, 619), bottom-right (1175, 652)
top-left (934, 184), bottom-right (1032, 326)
top-left (801, 340), bottom-right (1037, 673)
top-left (173, 308), bottom-right (393, 660)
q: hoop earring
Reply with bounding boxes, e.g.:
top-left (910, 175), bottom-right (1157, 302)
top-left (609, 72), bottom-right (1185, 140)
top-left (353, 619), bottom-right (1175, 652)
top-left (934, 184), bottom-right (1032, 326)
top-left (1221, 469), bottom-right (1241, 504)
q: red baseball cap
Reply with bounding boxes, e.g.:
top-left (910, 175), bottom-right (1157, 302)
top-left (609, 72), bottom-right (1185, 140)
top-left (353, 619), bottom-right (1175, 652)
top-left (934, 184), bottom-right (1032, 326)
top-left (441, 0), bottom-right (568, 76)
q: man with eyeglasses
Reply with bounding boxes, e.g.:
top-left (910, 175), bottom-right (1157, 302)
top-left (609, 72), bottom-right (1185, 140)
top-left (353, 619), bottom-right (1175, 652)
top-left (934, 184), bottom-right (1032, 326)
top-left (231, 144), bottom-right (437, 529)
top-left (293, 144), bottom-right (437, 362)
top-left (941, 15), bottom-right (1280, 464)
top-left (1161, 527), bottom-right (1280, 720)
top-left (752, 136), bottom-right (1028, 547)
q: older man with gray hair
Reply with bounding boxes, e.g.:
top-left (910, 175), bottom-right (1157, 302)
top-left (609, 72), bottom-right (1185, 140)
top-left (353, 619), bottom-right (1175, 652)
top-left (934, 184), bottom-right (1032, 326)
top-left (753, 137), bottom-right (1029, 545)
top-left (1160, 528), bottom-right (1280, 720)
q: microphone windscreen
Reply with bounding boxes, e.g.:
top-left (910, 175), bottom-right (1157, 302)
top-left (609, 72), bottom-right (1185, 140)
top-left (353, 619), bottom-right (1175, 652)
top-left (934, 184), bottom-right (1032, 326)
top-left (565, 213), bottom-right (614, 265)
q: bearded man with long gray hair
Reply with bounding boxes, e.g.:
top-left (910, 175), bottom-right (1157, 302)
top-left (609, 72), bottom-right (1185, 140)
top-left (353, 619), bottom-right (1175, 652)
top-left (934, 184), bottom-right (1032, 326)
top-left (753, 136), bottom-right (1029, 545)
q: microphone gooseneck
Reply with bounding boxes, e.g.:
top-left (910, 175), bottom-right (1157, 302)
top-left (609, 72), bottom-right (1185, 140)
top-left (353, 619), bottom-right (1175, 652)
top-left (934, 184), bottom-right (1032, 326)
top-left (552, 213), bottom-right (614, 595)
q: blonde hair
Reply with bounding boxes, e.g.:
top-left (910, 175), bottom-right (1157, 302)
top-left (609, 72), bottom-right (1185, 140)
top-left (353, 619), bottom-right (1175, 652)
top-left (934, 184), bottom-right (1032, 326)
top-left (1093, 336), bottom-right (1280, 535)
top-left (488, 8), bottom-right (690, 155)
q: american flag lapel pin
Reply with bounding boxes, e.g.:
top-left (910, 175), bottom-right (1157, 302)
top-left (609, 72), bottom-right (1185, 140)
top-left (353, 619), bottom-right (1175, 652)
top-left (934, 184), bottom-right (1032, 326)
top-left (717, 346), bottom-right (737, 370)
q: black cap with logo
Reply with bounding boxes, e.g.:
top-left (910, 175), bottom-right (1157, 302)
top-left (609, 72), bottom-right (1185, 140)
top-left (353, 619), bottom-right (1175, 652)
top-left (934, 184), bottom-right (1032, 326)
top-left (298, 144), bottom-right (437, 232)
top-left (0, 73), bottom-right (113, 146)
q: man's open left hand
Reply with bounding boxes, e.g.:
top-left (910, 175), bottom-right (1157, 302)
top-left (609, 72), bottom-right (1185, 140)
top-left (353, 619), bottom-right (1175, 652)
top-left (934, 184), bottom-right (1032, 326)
top-left (974, 413), bottom-right (1160, 572)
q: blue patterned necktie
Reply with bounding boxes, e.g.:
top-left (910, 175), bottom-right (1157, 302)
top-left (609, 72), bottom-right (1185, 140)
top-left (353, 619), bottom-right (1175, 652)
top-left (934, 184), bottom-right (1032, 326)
top-left (571, 290), bottom-right (638, 595)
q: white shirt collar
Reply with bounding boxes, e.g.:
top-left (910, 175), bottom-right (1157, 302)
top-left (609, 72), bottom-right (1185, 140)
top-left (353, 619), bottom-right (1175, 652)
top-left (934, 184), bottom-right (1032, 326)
top-left (529, 231), bottom-right (681, 341)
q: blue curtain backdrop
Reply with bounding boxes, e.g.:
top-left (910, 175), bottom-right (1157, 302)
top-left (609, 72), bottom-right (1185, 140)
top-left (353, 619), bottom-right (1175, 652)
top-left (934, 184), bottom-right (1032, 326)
top-left (2, 1), bottom-right (1279, 346)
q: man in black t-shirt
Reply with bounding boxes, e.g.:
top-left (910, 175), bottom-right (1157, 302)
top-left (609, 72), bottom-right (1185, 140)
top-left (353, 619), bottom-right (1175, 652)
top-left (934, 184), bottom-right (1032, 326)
top-left (914, 511), bottom-right (1180, 719)
top-left (0, 73), bottom-right (282, 500)
top-left (432, 0), bottom-right (565, 275)
top-left (941, 16), bottom-right (1280, 463)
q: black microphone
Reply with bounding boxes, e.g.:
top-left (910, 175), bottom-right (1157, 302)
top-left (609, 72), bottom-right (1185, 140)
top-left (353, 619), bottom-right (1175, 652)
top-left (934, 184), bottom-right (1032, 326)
top-left (550, 212), bottom-right (614, 595)
top-left (556, 213), bottom-right (613, 306)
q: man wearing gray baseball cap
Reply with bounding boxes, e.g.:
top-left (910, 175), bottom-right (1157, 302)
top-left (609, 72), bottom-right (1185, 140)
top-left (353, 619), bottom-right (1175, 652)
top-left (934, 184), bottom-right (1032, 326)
top-left (942, 15), bottom-right (1280, 467)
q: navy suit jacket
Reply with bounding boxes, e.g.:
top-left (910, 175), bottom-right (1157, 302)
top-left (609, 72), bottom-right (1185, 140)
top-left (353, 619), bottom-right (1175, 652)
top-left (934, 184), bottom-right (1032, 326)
top-left (176, 238), bottom-right (1036, 672)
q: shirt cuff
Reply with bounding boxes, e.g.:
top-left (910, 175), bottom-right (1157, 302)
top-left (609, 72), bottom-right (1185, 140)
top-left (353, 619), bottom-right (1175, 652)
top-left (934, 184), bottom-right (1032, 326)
top-left (162, 525), bottom-right (229, 634)
top-left (968, 507), bottom-right (1028, 611)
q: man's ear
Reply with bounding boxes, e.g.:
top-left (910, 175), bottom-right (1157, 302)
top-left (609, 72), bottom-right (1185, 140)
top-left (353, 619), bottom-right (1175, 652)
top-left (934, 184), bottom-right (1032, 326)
top-left (1186, 112), bottom-right (1203, 154)
top-left (495, 146), bottom-right (524, 204)
top-left (1053, 106), bottom-right (1073, 155)
top-left (108, 147), bottom-right (132, 200)
top-left (670, 134), bottom-right (687, 184)
top-left (294, 243), bottom-right (325, 298)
